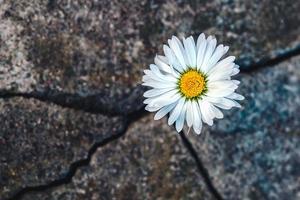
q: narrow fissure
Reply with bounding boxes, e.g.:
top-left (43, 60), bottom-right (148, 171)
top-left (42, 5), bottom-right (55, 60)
top-left (239, 45), bottom-right (300, 73)
top-left (0, 90), bottom-right (144, 117)
top-left (7, 108), bottom-right (147, 200)
top-left (179, 132), bottom-right (224, 200)
top-left (7, 131), bottom-right (126, 200)
top-left (4, 45), bottom-right (300, 199)
top-left (1, 45), bottom-right (300, 117)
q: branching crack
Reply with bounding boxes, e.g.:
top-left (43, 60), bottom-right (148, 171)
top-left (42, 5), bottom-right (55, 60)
top-left (3, 44), bottom-right (300, 200)
top-left (7, 132), bottom-right (125, 200)
top-left (179, 132), bottom-right (224, 200)
top-left (6, 107), bottom-right (148, 200)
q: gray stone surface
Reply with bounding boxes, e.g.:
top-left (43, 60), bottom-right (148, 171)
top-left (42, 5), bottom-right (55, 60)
top-left (1, 0), bottom-right (300, 199)
top-left (1, 0), bottom-right (300, 114)
top-left (0, 97), bottom-right (124, 199)
top-left (188, 56), bottom-right (300, 200)
top-left (22, 115), bottom-right (214, 200)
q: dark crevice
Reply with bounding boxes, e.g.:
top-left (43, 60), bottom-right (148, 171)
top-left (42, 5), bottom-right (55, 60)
top-left (239, 45), bottom-right (300, 73)
top-left (1, 45), bottom-right (300, 118)
top-left (2, 44), bottom-right (300, 200)
top-left (0, 86), bottom-right (145, 117)
top-left (6, 107), bottom-right (148, 200)
top-left (179, 132), bottom-right (224, 200)
top-left (7, 132), bottom-right (126, 200)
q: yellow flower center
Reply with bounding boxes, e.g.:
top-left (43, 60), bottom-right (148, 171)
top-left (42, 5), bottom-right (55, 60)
top-left (179, 70), bottom-right (206, 98)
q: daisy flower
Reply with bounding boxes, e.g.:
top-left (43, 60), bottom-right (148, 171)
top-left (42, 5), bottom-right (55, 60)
top-left (142, 33), bottom-right (244, 134)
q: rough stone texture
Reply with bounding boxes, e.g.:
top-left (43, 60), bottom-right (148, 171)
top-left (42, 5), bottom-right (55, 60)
top-left (188, 56), bottom-right (300, 200)
top-left (1, 0), bottom-right (300, 199)
top-left (22, 115), bottom-right (214, 200)
top-left (0, 97), bottom-right (124, 200)
top-left (1, 0), bottom-right (300, 114)
top-left (0, 2), bottom-right (36, 92)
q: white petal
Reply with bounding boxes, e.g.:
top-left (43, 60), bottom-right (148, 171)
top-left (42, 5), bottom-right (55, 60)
top-left (206, 80), bottom-right (238, 97)
top-left (144, 89), bottom-right (177, 105)
top-left (155, 93), bottom-right (182, 108)
top-left (183, 36), bottom-right (197, 67)
top-left (149, 64), bottom-right (177, 82)
top-left (204, 101), bottom-right (223, 120)
top-left (205, 44), bottom-right (229, 72)
top-left (168, 37), bottom-right (187, 70)
top-left (174, 36), bottom-right (189, 64)
top-left (192, 101), bottom-right (202, 134)
top-left (142, 77), bottom-right (170, 86)
top-left (226, 92), bottom-right (245, 101)
top-left (206, 88), bottom-right (236, 98)
top-left (207, 62), bottom-right (235, 81)
top-left (193, 100), bottom-right (220, 120)
top-left (175, 102), bottom-right (187, 132)
top-left (231, 68), bottom-right (240, 76)
top-left (142, 81), bottom-right (176, 89)
top-left (208, 80), bottom-right (238, 90)
top-left (146, 90), bottom-right (180, 107)
top-left (234, 101), bottom-right (242, 108)
top-left (210, 104), bottom-right (224, 119)
top-left (154, 102), bottom-right (177, 120)
top-left (142, 73), bottom-right (176, 84)
top-left (168, 98), bottom-right (185, 125)
top-left (232, 80), bottom-right (240, 85)
top-left (208, 56), bottom-right (236, 75)
top-left (157, 55), bottom-right (168, 62)
top-left (204, 96), bottom-right (237, 110)
top-left (143, 88), bottom-right (175, 98)
top-left (163, 45), bottom-right (183, 72)
top-left (196, 35), bottom-right (207, 70)
top-left (199, 100), bottom-right (213, 126)
top-left (145, 104), bottom-right (160, 112)
top-left (212, 102), bottom-right (231, 110)
top-left (193, 122), bottom-right (202, 134)
top-left (154, 55), bottom-right (173, 74)
top-left (196, 33), bottom-right (206, 52)
top-left (224, 46), bottom-right (229, 53)
top-left (200, 37), bottom-right (217, 73)
top-left (142, 74), bottom-right (165, 83)
top-left (185, 101), bottom-right (193, 127)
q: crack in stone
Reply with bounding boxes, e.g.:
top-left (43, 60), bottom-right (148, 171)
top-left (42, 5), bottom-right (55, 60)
top-left (179, 132), bottom-right (224, 200)
top-left (239, 45), bottom-right (300, 73)
top-left (3, 45), bottom-right (300, 199)
top-left (0, 87), bottom-right (145, 117)
top-left (6, 104), bottom-right (224, 200)
top-left (1, 45), bottom-right (300, 118)
top-left (6, 132), bottom-right (127, 200)
top-left (6, 107), bottom-right (148, 200)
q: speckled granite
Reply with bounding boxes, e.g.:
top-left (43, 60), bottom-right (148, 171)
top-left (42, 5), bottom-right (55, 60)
top-left (22, 115), bottom-right (214, 200)
top-left (188, 56), bottom-right (300, 200)
top-left (0, 97), bottom-right (124, 199)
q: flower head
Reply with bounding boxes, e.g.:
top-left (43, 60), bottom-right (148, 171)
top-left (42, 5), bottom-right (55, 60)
top-left (142, 34), bottom-right (244, 134)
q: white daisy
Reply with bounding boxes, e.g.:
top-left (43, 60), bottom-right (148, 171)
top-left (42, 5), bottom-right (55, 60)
top-left (142, 33), bottom-right (244, 134)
